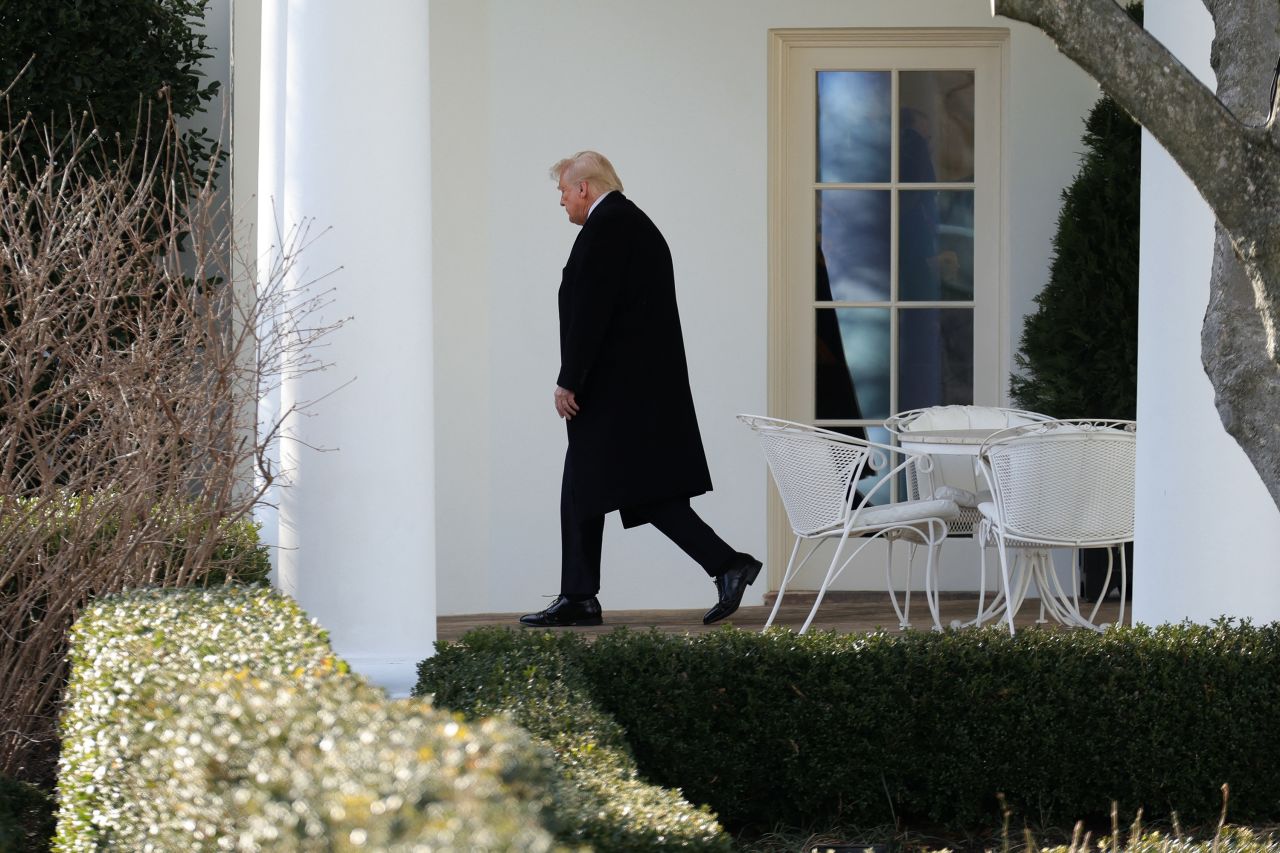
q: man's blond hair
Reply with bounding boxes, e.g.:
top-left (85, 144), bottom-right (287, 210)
top-left (550, 151), bottom-right (624, 194)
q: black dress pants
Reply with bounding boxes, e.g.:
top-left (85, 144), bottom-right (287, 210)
top-left (560, 462), bottom-right (735, 597)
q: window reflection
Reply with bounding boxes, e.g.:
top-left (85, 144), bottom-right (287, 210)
top-left (899, 190), bottom-right (974, 301)
top-left (817, 71), bottom-right (891, 184)
top-left (899, 70), bottom-right (975, 183)
top-left (817, 191), bottom-right (891, 302)
top-left (813, 68), bottom-right (978, 444)
top-left (831, 426), bottom-right (894, 505)
top-left (815, 308), bottom-right (889, 421)
top-left (898, 307), bottom-right (973, 412)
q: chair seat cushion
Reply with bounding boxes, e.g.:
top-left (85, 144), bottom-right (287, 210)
top-left (909, 405), bottom-right (978, 430)
top-left (933, 485), bottom-right (978, 507)
top-left (856, 498), bottom-right (960, 528)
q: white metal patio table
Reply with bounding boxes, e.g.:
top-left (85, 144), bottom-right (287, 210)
top-left (896, 428), bottom-right (1089, 631)
top-left (897, 428), bottom-right (1002, 456)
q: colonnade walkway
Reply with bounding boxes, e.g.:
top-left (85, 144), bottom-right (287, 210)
top-left (437, 592), bottom-right (1125, 642)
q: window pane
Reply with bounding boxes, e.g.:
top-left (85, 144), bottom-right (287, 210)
top-left (816, 308), bottom-right (889, 421)
top-left (899, 190), bottom-right (974, 301)
top-left (830, 426), bottom-right (895, 506)
top-left (899, 70), bottom-right (975, 183)
top-left (817, 190), bottom-right (891, 302)
top-left (863, 425), bottom-right (891, 447)
top-left (817, 71), bottom-right (891, 184)
top-left (898, 307), bottom-right (974, 412)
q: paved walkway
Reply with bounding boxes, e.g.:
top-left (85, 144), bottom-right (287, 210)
top-left (438, 592), bottom-right (1126, 642)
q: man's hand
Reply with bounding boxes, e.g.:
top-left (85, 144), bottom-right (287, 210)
top-left (554, 385), bottom-right (580, 420)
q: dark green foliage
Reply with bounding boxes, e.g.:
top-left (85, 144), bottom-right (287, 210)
top-left (1, 494), bottom-right (271, 588)
top-left (199, 516), bottom-right (272, 587)
top-left (418, 623), bottom-right (1280, 837)
top-left (1010, 94), bottom-right (1140, 418)
top-left (0, 0), bottom-right (220, 180)
top-left (0, 775), bottom-right (54, 852)
top-left (417, 629), bottom-right (733, 852)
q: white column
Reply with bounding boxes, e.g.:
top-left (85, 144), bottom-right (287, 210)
top-left (269, 0), bottom-right (436, 694)
top-left (255, 0), bottom-right (285, 576)
top-left (1133, 0), bottom-right (1280, 624)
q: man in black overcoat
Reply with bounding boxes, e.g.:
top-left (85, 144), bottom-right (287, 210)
top-left (520, 151), bottom-right (762, 628)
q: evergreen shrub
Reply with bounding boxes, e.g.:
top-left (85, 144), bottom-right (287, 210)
top-left (1010, 93), bottom-right (1140, 419)
top-left (0, 0), bottom-right (221, 187)
top-left (418, 624), bottom-right (1280, 836)
top-left (56, 587), bottom-right (560, 851)
top-left (416, 629), bottom-right (734, 852)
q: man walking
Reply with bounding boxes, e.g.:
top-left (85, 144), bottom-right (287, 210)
top-left (520, 151), bottom-right (761, 628)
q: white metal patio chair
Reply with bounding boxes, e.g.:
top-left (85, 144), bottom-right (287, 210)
top-left (885, 405), bottom-right (1054, 626)
top-left (738, 414), bottom-right (961, 634)
top-left (975, 419), bottom-right (1137, 635)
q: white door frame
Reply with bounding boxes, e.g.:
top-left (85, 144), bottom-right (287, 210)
top-left (766, 28), bottom-right (1010, 593)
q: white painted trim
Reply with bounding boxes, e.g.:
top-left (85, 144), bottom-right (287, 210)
top-left (766, 29), bottom-right (790, 589)
top-left (996, 33), bottom-right (1012, 403)
top-left (768, 28), bottom-right (1011, 48)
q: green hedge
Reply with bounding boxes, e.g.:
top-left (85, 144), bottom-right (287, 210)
top-left (1, 493), bottom-right (271, 587)
top-left (416, 629), bottom-right (733, 852)
top-left (418, 623), bottom-right (1280, 835)
top-left (0, 775), bottom-right (55, 851)
top-left (56, 587), bottom-right (560, 851)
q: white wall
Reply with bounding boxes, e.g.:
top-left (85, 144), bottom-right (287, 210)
top-left (1133, 1), bottom-right (1280, 624)
top-left (197, 0), bottom-right (231, 142)
top-left (430, 0), bottom-right (1099, 614)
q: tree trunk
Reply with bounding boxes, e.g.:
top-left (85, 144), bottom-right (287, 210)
top-left (993, 0), bottom-right (1280, 511)
top-left (1202, 0), bottom-right (1280, 506)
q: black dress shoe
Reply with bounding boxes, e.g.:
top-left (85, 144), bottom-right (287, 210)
top-left (519, 595), bottom-right (603, 627)
top-left (703, 553), bottom-right (763, 625)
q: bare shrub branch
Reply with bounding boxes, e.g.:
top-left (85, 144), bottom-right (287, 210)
top-left (0, 102), bottom-right (339, 781)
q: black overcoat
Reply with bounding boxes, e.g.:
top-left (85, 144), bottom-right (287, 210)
top-left (557, 192), bottom-right (713, 526)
